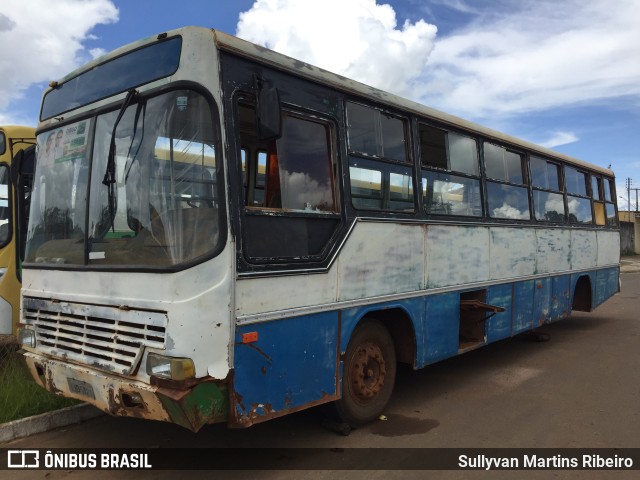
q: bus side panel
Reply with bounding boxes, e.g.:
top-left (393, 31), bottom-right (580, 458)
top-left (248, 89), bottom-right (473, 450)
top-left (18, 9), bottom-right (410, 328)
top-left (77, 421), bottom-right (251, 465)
top-left (231, 312), bottom-right (339, 426)
top-left (425, 225), bottom-right (490, 288)
top-left (595, 267), bottom-right (620, 308)
top-left (596, 231), bottom-right (620, 267)
top-left (512, 280), bottom-right (535, 334)
top-left (533, 278), bottom-right (552, 325)
top-left (536, 229), bottom-right (571, 274)
top-left (421, 292), bottom-right (459, 366)
top-left (490, 228), bottom-right (536, 279)
top-left (549, 274), bottom-right (571, 322)
top-left (570, 230), bottom-right (597, 270)
top-left (486, 284), bottom-right (513, 343)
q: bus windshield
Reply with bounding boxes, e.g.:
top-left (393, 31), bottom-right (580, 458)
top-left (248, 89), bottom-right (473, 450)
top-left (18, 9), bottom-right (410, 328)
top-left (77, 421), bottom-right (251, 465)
top-left (26, 89), bottom-right (222, 268)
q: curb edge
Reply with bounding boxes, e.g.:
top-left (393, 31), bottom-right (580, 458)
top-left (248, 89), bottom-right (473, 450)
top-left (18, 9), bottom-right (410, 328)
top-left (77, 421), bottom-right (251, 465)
top-left (0, 404), bottom-right (105, 444)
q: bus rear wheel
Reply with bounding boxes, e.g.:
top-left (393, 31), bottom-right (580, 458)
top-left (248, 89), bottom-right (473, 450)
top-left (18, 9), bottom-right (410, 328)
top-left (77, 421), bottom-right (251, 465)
top-left (336, 320), bottom-right (396, 426)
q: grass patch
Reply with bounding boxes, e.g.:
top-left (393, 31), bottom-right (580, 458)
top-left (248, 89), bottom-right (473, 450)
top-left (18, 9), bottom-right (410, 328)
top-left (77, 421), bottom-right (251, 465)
top-left (0, 343), bottom-right (79, 424)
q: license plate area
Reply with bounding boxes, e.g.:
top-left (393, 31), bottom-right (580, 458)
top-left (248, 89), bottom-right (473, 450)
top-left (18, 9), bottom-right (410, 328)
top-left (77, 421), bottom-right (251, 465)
top-left (67, 377), bottom-right (96, 400)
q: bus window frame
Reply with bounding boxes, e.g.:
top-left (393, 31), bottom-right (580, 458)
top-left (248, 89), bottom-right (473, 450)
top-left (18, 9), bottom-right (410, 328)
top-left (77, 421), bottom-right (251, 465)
top-left (417, 122), bottom-right (483, 218)
top-left (530, 155), bottom-right (566, 224)
top-left (345, 101), bottom-right (416, 214)
top-left (564, 165), bottom-right (594, 226)
top-left (483, 141), bottom-right (531, 222)
top-left (235, 96), bottom-right (345, 266)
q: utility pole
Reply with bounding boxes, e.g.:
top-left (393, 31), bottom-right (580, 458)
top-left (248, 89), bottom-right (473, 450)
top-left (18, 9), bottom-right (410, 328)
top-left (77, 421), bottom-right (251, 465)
top-left (627, 178), bottom-right (632, 216)
top-left (631, 188), bottom-right (640, 213)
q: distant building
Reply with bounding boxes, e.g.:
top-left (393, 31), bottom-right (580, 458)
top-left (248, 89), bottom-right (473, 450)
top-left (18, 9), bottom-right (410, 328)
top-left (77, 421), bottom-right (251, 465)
top-left (619, 211), bottom-right (639, 255)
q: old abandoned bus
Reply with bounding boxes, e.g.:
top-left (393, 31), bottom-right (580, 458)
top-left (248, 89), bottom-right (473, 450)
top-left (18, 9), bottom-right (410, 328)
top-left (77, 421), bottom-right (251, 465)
top-left (0, 125), bottom-right (35, 338)
top-left (18, 28), bottom-right (619, 431)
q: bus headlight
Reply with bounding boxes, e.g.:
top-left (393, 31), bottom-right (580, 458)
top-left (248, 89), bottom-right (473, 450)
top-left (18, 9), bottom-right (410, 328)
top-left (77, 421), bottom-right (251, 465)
top-left (18, 329), bottom-right (36, 348)
top-left (146, 353), bottom-right (195, 381)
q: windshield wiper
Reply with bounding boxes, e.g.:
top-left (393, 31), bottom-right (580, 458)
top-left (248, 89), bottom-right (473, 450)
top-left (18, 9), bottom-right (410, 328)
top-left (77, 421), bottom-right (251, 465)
top-left (123, 99), bottom-right (147, 183)
top-left (103, 88), bottom-right (138, 231)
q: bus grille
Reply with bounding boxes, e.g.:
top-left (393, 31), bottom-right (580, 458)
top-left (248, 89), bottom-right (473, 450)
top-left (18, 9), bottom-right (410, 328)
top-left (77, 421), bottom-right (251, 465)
top-left (23, 297), bottom-right (168, 376)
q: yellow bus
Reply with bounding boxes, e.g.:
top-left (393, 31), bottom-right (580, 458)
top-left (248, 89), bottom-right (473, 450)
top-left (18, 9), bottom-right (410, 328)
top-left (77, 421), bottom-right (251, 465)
top-left (0, 126), bottom-right (35, 339)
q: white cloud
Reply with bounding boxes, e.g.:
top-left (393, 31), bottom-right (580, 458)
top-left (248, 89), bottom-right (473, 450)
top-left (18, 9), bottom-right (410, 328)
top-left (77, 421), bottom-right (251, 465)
top-left (236, 0), bottom-right (437, 97)
top-left (89, 48), bottom-right (108, 59)
top-left (539, 131), bottom-right (579, 149)
top-left (237, 0), bottom-right (640, 124)
top-left (418, 0), bottom-right (640, 118)
top-left (0, 0), bottom-right (118, 116)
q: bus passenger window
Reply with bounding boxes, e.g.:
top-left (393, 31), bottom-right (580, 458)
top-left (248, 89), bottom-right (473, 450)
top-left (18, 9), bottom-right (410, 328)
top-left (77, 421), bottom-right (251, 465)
top-left (565, 166), bottom-right (593, 225)
top-left (604, 177), bottom-right (617, 226)
top-left (531, 156), bottom-right (565, 223)
top-left (239, 103), bottom-right (336, 213)
top-left (485, 143), bottom-right (523, 183)
top-left (275, 116), bottom-right (336, 211)
top-left (348, 160), bottom-right (414, 212)
top-left (419, 124), bottom-right (478, 176)
top-left (346, 102), bottom-right (407, 162)
top-left (605, 203), bottom-right (617, 226)
top-left (591, 175), bottom-right (602, 200)
top-left (603, 178), bottom-right (612, 202)
top-left (389, 172), bottom-right (413, 210)
top-left (422, 171), bottom-right (482, 217)
top-left (346, 102), bottom-right (413, 212)
top-left (419, 124), bottom-right (481, 217)
top-left (350, 166), bottom-right (382, 210)
top-left (565, 166), bottom-right (588, 196)
top-left (237, 100), bottom-right (341, 261)
top-left (588, 174), bottom-right (602, 224)
top-left (254, 151), bottom-right (267, 206)
top-left (484, 142), bottom-right (530, 220)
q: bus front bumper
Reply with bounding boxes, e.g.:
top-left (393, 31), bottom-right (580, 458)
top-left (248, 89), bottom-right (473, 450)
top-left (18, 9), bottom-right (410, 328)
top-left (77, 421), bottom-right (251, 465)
top-left (22, 351), bottom-right (228, 432)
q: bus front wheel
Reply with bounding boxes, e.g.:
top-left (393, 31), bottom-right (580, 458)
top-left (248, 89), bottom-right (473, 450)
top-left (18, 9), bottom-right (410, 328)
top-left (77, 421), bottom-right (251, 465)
top-left (336, 320), bottom-right (396, 426)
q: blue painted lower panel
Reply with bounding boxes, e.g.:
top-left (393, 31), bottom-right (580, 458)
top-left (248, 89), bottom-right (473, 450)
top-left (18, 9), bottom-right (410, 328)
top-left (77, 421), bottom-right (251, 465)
top-left (486, 284), bottom-right (513, 343)
top-left (512, 280), bottom-right (535, 334)
top-left (422, 293), bottom-right (459, 365)
top-left (595, 267), bottom-right (620, 307)
top-left (233, 311), bottom-right (339, 425)
top-left (231, 267), bottom-right (618, 425)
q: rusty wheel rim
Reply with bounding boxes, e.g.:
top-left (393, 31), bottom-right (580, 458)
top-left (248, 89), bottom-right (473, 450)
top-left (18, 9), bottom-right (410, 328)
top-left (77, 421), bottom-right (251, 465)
top-left (349, 341), bottom-right (386, 404)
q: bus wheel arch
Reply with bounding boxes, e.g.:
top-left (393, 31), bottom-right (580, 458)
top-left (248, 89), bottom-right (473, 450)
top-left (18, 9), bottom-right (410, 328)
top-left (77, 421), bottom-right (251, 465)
top-left (572, 275), bottom-right (593, 312)
top-left (336, 308), bottom-right (415, 425)
top-left (336, 318), bottom-right (396, 426)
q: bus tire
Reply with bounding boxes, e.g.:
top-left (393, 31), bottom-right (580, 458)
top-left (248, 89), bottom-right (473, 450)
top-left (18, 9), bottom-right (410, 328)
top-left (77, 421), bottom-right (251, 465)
top-left (336, 320), bottom-right (396, 426)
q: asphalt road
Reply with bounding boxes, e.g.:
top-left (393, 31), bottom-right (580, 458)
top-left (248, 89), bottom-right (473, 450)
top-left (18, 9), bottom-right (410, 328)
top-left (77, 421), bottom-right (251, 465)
top-left (2, 273), bottom-right (639, 479)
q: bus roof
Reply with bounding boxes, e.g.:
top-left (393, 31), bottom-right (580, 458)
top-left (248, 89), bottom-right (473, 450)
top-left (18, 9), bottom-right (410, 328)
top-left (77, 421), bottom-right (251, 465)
top-left (41, 26), bottom-right (613, 177)
top-left (0, 125), bottom-right (35, 138)
top-left (210, 28), bottom-right (613, 177)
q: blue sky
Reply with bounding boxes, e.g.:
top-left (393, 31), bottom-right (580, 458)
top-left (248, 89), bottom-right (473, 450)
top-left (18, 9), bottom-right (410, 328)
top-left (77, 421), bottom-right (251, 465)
top-left (1, 0), bottom-right (639, 208)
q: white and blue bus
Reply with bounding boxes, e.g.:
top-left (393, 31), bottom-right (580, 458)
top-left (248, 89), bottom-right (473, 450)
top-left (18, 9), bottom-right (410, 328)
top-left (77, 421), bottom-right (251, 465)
top-left (19, 27), bottom-right (619, 431)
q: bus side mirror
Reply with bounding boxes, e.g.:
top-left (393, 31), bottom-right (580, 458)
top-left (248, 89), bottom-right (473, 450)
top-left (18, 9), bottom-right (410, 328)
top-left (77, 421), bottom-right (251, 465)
top-left (255, 77), bottom-right (282, 141)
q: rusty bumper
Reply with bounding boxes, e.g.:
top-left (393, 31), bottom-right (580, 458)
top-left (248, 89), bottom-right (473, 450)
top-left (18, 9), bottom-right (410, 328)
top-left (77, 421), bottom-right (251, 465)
top-left (22, 351), bottom-right (228, 432)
